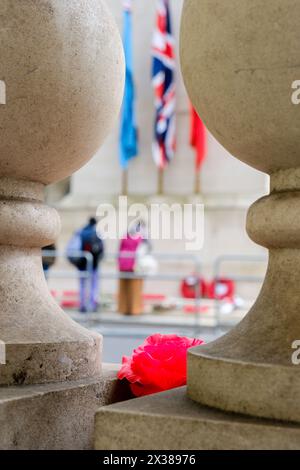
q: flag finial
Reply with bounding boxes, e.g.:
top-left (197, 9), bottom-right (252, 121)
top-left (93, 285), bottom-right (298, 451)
top-left (123, 0), bottom-right (132, 12)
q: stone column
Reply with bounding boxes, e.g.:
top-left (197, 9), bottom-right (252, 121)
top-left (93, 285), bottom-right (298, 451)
top-left (181, 0), bottom-right (300, 423)
top-left (0, 0), bottom-right (123, 391)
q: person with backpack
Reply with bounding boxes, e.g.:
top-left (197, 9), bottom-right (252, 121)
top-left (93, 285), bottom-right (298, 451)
top-left (67, 217), bottom-right (104, 313)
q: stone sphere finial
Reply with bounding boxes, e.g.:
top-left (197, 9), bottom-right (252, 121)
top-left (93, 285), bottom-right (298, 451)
top-left (180, 0), bottom-right (300, 175)
top-left (0, 0), bottom-right (124, 184)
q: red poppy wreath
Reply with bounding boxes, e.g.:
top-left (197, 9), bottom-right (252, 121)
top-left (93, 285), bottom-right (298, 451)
top-left (118, 334), bottom-right (204, 397)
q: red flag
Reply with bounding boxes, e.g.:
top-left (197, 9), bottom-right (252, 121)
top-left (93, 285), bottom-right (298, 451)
top-left (190, 106), bottom-right (207, 171)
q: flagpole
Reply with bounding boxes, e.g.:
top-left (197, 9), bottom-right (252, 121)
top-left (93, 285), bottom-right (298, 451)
top-left (194, 169), bottom-right (201, 194)
top-left (122, 168), bottom-right (128, 196)
top-left (158, 168), bottom-right (164, 195)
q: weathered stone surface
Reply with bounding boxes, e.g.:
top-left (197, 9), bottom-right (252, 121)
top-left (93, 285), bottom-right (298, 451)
top-left (95, 387), bottom-right (300, 450)
top-left (180, 0), bottom-right (300, 422)
top-left (0, 365), bottom-right (132, 450)
top-left (0, 0), bottom-right (124, 385)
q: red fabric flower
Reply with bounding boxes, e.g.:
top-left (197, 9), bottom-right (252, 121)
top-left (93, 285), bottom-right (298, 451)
top-left (118, 334), bottom-right (204, 397)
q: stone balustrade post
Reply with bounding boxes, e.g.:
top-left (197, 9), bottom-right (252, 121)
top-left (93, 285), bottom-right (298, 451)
top-left (181, 0), bottom-right (300, 423)
top-left (0, 0), bottom-right (124, 387)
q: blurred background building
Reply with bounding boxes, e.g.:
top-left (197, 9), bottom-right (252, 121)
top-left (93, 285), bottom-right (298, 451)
top-left (44, 0), bottom-right (269, 361)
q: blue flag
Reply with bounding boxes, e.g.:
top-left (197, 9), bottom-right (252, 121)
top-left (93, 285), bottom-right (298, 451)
top-left (119, 0), bottom-right (138, 170)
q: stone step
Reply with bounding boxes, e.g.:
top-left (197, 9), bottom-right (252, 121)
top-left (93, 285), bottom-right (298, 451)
top-left (0, 364), bottom-right (131, 450)
top-left (95, 387), bottom-right (300, 450)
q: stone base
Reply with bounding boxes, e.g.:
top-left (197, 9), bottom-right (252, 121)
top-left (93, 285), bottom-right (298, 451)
top-left (0, 364), bottom-right (132, 450)
top-left (95, 387), bottom-right (300, 450)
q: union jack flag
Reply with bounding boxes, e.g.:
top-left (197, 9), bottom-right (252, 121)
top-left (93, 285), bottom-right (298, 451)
top-left (152, 0), bottom-right (176, 169)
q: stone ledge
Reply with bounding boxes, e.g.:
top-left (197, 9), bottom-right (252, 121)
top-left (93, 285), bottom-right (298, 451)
top-left (0, 364), bottom-right (132, 450)
top-left (95, 387), bottom-right (300, 450)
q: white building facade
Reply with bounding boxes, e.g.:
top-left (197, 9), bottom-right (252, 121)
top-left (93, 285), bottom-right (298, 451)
top-left (52, 0), bottom-right (268, 280)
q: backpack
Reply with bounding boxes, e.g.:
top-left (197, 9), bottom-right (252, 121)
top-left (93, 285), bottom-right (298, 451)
top-left (66, 231), bottom-right (84, 270)
top-left (67, 226), bottom-right (104, 270)
top-left (81, 228), bottom-right (104, 260)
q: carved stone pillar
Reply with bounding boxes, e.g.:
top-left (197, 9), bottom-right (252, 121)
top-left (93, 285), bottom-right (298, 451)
top-left (181, 0), bottom-right (300, 422)
top-left (0, 0), bottom-right (124, 442)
